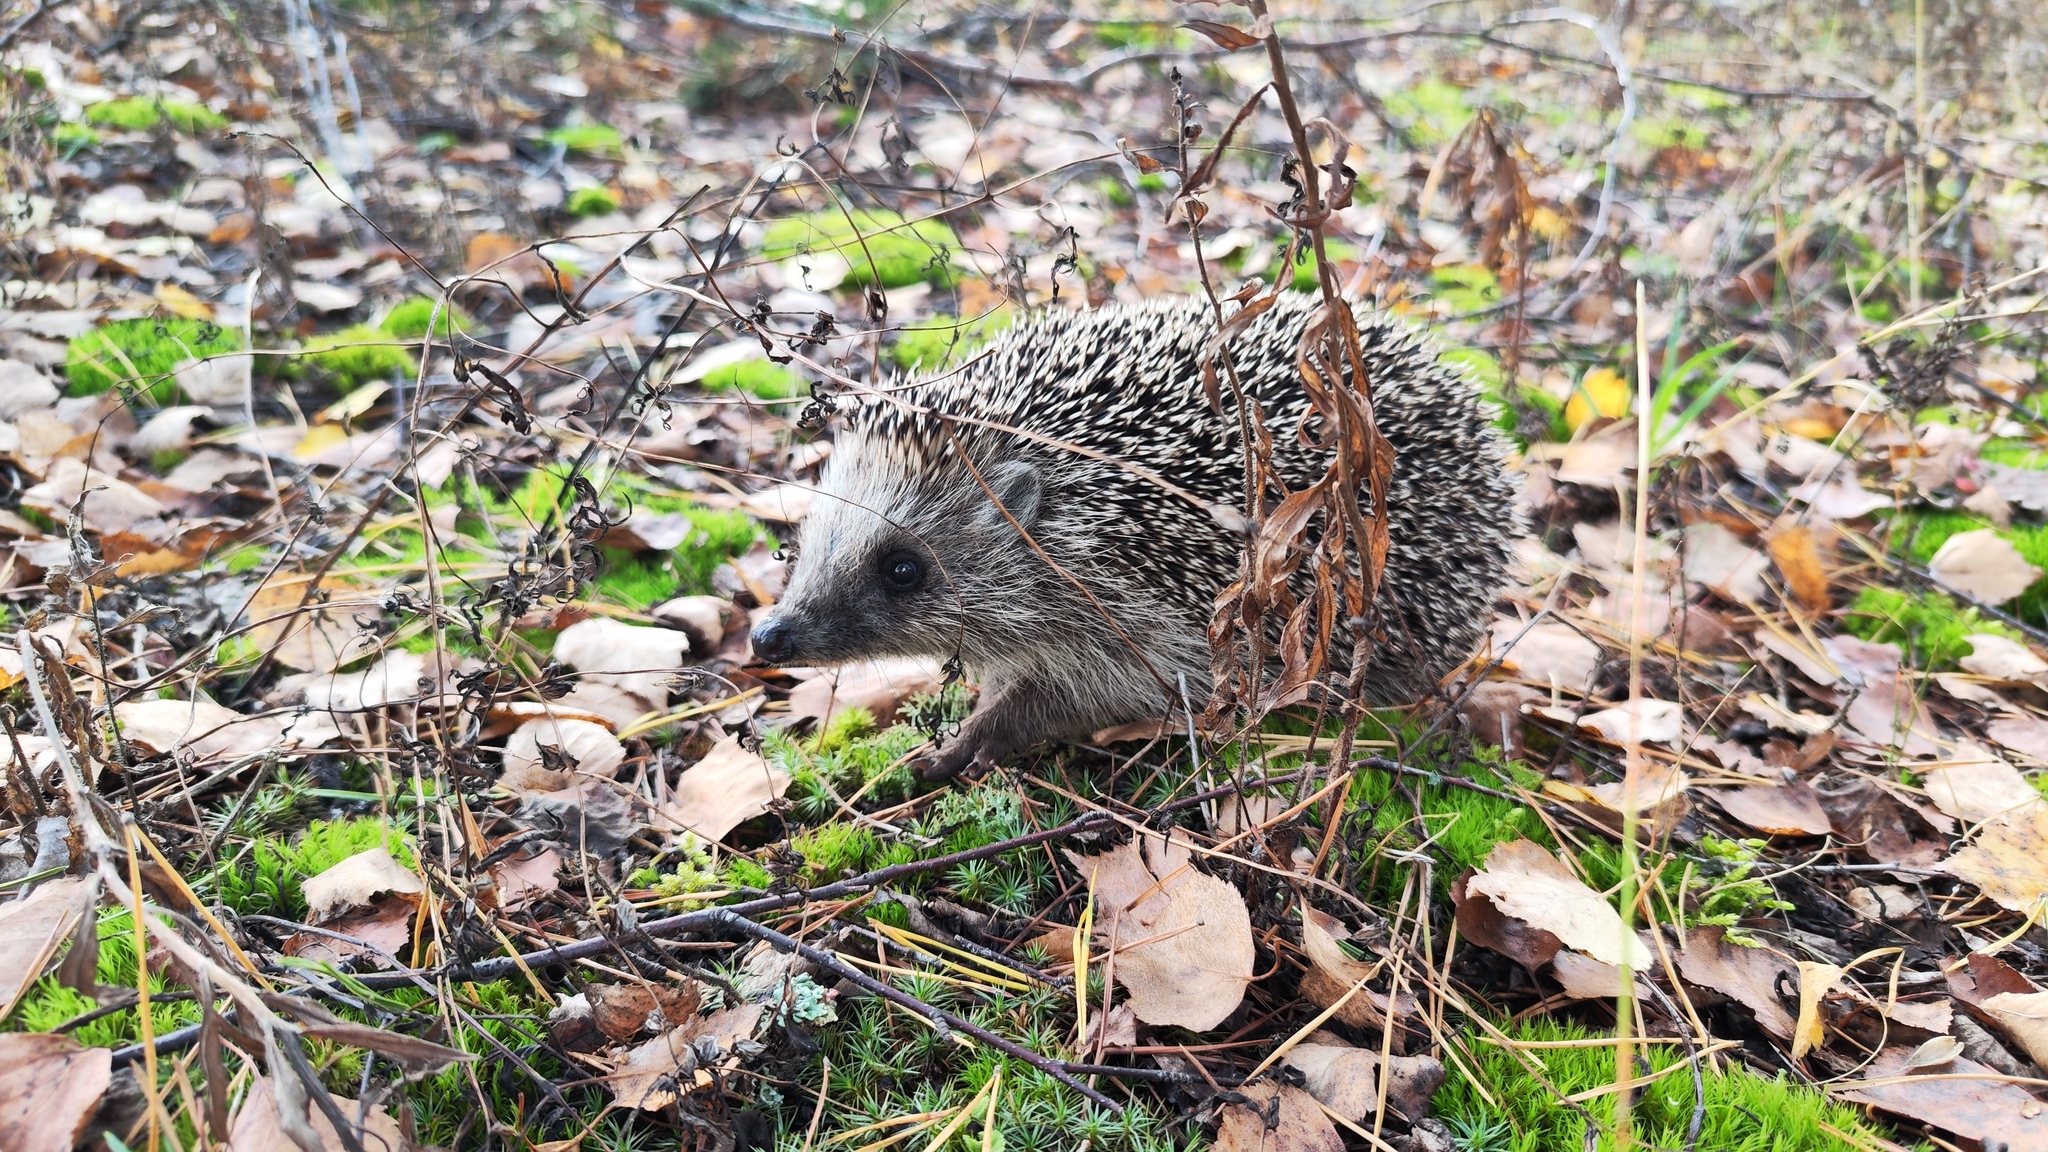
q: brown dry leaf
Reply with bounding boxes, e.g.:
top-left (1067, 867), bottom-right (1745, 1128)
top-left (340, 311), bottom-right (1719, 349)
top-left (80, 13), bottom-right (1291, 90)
top-left (302, 846), bottom-right (424, 923)
top-left (1923, 741), bottom-right (2043, 826)
top-left (1282, 1036), bottom-right (1445, 1125)
top-left (1684, 521), bottom-right (1769, 603)
top-left (1490, 619), bottom-right (1600, 694)
top-left (1986, 714), bottom-right (2048, 765)
top-left (1945, 804), bottom-right (2048, 912)
top-left (1976, 991), bottom-right (2048, 1067)
top-left (652, 735), bottom-right (790, 843)
top-left (1716, 781), bottom-right (1834, 836)
top-left (1212, 1082), bottom-right (1344, 1152)
top-left (20, 457), bottom-right (167, 535)
top-left (1466, 840), bottom-right (1650, 969)
top-left (500, 716), bottom-right (627, 792)
top-left (611, 1003), bottom-right (765, 1111)
top-left (1790, 960), bottom-right (1842, 1060)
top-left (1837, 1047), bottom-right (2048, 1148)
top-left (1960, 634), bottom-right (2048, 684)
top-left (589, 981), bottom-right (702, 1042)
top-left (785, 657), bottom-right (946, 729)
top-left (1083, 1001), bottom-right (1138, 1052)
top-left (1823, 635), bottom-right (1941, 757)
top-left (1930, 529), bottom-right (2041, 605)
top-left (490, 847), bottom-right (562, 913)
top-left (1064, 828), bottom-right (1255, 1031)
top-left (226, 1075), bottom-right (405, 1152)
top-left (0, 879), bottom-right (94, 1022)
top-left (1584, 758), bottom-right (1690, 815)
top-left (551, 617), bottom-right (691, 709)
top-left (1549, 950), bottom-right (1658, 1001)
top-left (1453, 873), bottom-right (1562, 969)
top-left (1674, 927), bottom-right (1796, 1043)
top-left (1766, 524), bottom-right (1830, 611)
top-left (1572, 698), bottom-right (1685, 747)
top-left (246, 574), bottom-right (383, 673)
top-left (1298, 907), bottom-right (1412, 1029)
top-left (1461, 681), bottom-right (1540, 756)
top-left (0, 1033), bottom-right (112, 1152)
top-left (117, 696), bottom-right (335, 761)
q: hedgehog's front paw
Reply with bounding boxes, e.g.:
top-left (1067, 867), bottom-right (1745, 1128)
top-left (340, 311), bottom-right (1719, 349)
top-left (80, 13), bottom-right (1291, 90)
top-left (914, 736), bottom-right (987, 781)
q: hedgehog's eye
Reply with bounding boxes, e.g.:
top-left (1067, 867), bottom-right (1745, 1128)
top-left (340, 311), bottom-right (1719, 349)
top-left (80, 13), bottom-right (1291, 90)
top-left (879, 550), bottom-right (924, 593)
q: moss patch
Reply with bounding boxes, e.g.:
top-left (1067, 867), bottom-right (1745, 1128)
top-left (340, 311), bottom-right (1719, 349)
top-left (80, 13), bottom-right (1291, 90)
top-left (542, 122), bottom-right (623, 156)
top-left (760, 207), bottom-right (961, 289)
top-left (701, 356), bottom-right (806, 399)
top-left (888, 308), bottom-right (1014, 372)
top-left (65, 317), bottom-right (244, 405)
top-left (301, 325), bottom-right (416, 387)
top-left (1843, 585), bottom-right (2020, 670)
top-left (1436, 1016), bottom-right (1894, 1150)
top-left (378, 295), bottom-right (464, 340)
top-left (566, 186), bottom-right (621, 218)
top-left (84, 96), bottom-right (226, 134)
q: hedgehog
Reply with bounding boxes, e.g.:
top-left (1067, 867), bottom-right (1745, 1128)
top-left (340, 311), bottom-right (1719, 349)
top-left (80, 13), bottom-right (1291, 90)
top-left (750, 292), bottom-right (1518, 778)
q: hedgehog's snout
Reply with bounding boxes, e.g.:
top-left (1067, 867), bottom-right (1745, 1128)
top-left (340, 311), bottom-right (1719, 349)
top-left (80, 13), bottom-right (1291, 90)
top-left (750, 616), bottom-right (799, 663)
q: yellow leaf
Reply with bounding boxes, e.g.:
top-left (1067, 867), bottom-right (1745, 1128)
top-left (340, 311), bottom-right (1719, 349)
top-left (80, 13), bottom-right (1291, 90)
top-left (153, 283), bottom-right (214, 321)
top-left (1529, 205), bottom-right (1571, 245)
top-left (317, 381), bottom-right (390, 425)
top-left (1780, 417), bottom-right (1837, 441)
top-left (291, 423), bottom-right (350, 461)
top-left (1790, 960), bottom-right (1841, 1060)
top-left (1565, 367), bottom-right (1631, 432)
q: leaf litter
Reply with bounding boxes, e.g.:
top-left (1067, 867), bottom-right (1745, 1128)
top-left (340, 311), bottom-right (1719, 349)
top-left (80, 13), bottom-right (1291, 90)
top-left (0, 1), bottom-right (2047, 1150)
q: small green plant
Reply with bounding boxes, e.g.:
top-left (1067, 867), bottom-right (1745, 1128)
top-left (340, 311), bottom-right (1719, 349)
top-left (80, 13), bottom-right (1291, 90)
top-left (85, 97), bottom-right (227, 134)
top-left (1844, 584), bottom-right (2020, 670)
top-left (542, 122), bottom-right (623, 156)
top-left (628, 831), bottom-right (720, 897)
top-left (566, 186), bottom-right (621, 218)
top-left (378, 295), bottom-right (464, 340)
top-left (888, 310), bottom-right (1014, 372)
top-left (792, 821), bottom-right (879, 883)
top-left (1434, 1016), bottom-right (1893, 1150)
top-left (50, 121), bottom-right (99, 158)
top-left (1645, 336), bottom-right (1740, 460)
top-left (760, 208), bottom-right (961, 289)
top-left (701, 357), bottom-right (806, 399)
top-left (301, 325), bottom-right (415, 387)
top-left (199, 816), bottom-right (414, 918)
top-left (64, 317), bottom-right (244, 404)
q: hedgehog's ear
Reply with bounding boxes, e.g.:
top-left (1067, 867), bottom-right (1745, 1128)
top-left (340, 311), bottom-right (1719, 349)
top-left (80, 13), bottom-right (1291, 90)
top-left (976, 459), bottom-right (1042, 533)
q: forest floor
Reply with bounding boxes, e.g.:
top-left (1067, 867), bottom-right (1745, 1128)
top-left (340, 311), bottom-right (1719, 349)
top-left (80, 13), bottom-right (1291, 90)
top-left (3, 1), bottom-right (2048, 1150)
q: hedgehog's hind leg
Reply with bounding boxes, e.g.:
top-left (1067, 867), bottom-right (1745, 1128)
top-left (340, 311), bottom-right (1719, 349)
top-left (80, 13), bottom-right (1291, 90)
top-left (915, 674), bottom-right (1085, 780)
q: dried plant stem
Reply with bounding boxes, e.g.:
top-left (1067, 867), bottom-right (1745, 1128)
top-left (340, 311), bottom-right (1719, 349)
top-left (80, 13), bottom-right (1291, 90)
top-left (1613, 279), bottom-right (1657, 1149)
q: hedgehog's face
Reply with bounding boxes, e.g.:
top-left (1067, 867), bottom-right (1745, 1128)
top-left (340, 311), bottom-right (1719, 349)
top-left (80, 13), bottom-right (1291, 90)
top-left (750, 445), bottom-right (1043, 667)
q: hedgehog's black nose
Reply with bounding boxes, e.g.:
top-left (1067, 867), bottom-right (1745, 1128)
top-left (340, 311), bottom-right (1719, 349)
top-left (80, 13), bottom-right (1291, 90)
top-left (751, 618), bottom-right (797, 663)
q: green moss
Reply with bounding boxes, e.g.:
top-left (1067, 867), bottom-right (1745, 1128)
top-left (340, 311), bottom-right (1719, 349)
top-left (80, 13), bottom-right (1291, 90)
top-left (888, 309), bottom-right (1014, 372)
top-left (65, 317), bottom-right (244, 405)
top-left (542, 122), bottom-right (622, 156)
top-left (84, 97), bottom-right (227, 134)
top-left (792, 821), bottom-right (879, 883)
top-left (723, 856), bottom-right (773, 890)
top-left (9, 909), bottom-right (202, 1047)
top-left (1349, 752), bottom-right (1550, 902)
top-left (301, 324), bottom-right (416, 386)
top-left (1431, 263), bottom-right (1501, 313)
top-left (1264, 240), bottom-right (1359, 292)
top-left (1844, 584), bottom-right (2021, 669)
top-left (760, 208), bottom-right (961, 289)
top-left (816, 705), bottom-right (878, 752)
top-left (1382, 76), bottom-right (1472, 144)
top-left (1435, 1017), bottom-right (1894, 1150)
top-left (701, 356), bottom-right (806, 399)
top-left (199, 817), bottom-right (415, 919)
top-left (565, 186), bottom-right (621, 218)
top-left (50, 121), bottom-right (98, 157)
top-left (378, 296), bottom-right (464, 340)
